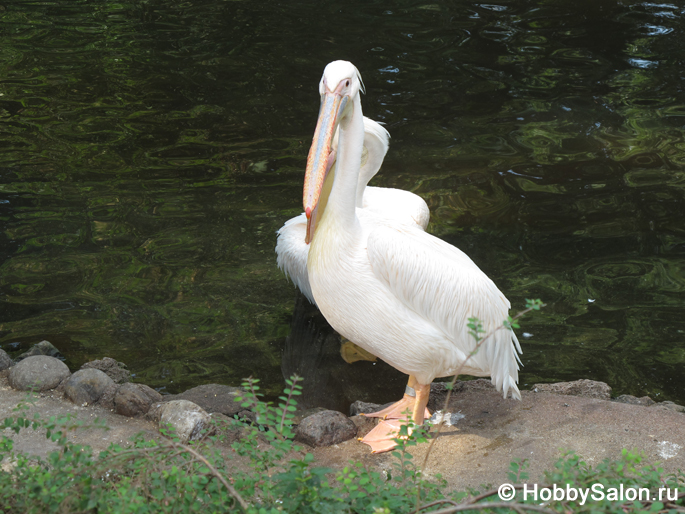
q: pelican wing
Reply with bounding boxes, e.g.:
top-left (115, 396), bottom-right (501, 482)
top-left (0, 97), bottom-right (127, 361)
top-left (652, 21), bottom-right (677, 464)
top-left (366, 225), bottom-right (522, 398)
top-left (276, 213), bottom-right (316, 304)
top-left (362, 187), bottom-right (430, 230)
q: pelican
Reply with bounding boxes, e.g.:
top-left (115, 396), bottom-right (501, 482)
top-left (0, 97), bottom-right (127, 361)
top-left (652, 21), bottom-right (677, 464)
top-left (276, 117), bottom-right (429, 305)
top-left (303, 61), bottom-right (522, 453)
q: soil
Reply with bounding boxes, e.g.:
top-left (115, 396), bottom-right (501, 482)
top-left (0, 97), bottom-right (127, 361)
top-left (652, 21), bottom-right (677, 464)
top-left (2, 371), bottom-right (684, 492)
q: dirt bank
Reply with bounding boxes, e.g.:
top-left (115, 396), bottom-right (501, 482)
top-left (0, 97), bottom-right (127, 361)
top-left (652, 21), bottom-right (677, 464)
top-left (2, 371), bottom-right (684, 491)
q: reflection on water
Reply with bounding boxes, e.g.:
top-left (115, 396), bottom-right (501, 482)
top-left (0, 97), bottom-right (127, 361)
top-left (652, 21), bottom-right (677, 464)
top-left (282, 295), bottom-right (406, 412)
top-left (1, 0), bottom-right (684, 402)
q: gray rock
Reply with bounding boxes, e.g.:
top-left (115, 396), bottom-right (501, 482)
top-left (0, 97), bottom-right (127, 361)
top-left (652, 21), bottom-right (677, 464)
top-left (95, 383), bottom-right (119, 410)
top-left (8, 355), bottom-right (71, 391)
top-left (64, 369), bottom-right (115, 405)
top-left (533, 379), bottom-right (612, 400)
top-left (291, 407), bottom-right (327, 425)
top-left (350, 401), bottom-right (381, 416)
top-left (81, 357), bottom-right (130, 384)
top-left (653, 401), bottom-right (685, 414)
top-left (14, 340), bottom-right (64, 362)
top-left (428, 381), bottom-right (468, 412)
top-left (349, 414), bottom-right (376, 438)
top-left (115, 383), bottom-right (163, 417)
top-left (162, 384), bottom-right (244, 417)
top-left (295, 410), bottom-right (357, 447)
top-left (614, 394), bottom-right (655, 407)
top-left (0, 349), bottom-right (12, 371)
top-left (157, 400), bottom-right (213, 443)
top-left (209, 412), bottom-right (252, 445)
top-left (349, 400), bottom-right (393, 416)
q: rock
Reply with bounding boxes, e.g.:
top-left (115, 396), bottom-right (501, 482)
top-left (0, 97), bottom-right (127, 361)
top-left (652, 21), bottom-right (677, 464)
top-left (533, 379), bottom-right (612, 400)
top-left (14, 340), bottom-right (64, 362)
top-left (0, 349), bottom-right (12, 371)
top-left (428, 381), bottom-right (468, 411)
top-left (64, 369), bottom-right (115, 405)
top-left (157, 400), bottom-right (213, 443)
top-left (291, 407), bottom-right (328, 425)
top-left (349, 414), bottom-right (376, 438)
top-left (161, 384), bottom-right (244, 417)
top-left (209, 412), bottom-right (252, 445)
top-left (236, 409), bottom-right (257, 424)
top-left (653, 401), bottom-right (685, 414)
top-left (115, 383), bottom-right (163, 417)
top-left (614, 394), bottom-right (655, 407)
top-left (81, 357), bottom-right (130, 384)
top-left (349, 400), bottom-right (390, 416)
top-left (95, 383), bottom-right (119, 410)
top-left (8, 355), bottom-right (71, 391)
top-left (295, 410), bottom-right (357, 447)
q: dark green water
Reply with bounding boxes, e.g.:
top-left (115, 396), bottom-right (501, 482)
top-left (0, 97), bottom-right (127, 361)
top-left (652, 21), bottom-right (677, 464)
top-left (1, 0), bottom-right (684, 406)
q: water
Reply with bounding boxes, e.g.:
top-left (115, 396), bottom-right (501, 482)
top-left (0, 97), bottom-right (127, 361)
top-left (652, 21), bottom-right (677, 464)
top-left (1, 0), bottom-right (684, 407)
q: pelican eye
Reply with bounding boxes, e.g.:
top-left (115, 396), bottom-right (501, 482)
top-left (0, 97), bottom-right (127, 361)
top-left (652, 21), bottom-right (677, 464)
top-left (345, 80), bottom-right (350, 87)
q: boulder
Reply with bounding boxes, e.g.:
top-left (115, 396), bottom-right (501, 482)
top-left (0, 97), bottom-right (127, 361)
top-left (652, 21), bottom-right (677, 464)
top-left (64, 369), bottom-right (115, 405)
top-left (14, 340), bottom-right (64, 362)
top-left (349, 400), bottom-right (382, 416)
top-left (81, 357), bottom-right (130, 384)
top-left (349, 414), bottom-right (376, 438)
top-left (653, 401), bottom-right (685, 414)
top-left (533, 379), bottom-right (612, 400)
top-left (614, 394), bottom-right (656, 407)
top-left (295, 410), bottom-right (357, 447)
top-left (0, 349), bottom-right (12, 371)
top-left (115, 383), bottom-right (163, 417)
top-left (8, 355), bottom-right (71, 391)
top-left (157, 400), bottom-right (213, 443)
top-left (161, 384), bottom-right (244, 417)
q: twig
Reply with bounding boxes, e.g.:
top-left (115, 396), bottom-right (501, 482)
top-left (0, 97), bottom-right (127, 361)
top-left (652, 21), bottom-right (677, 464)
top-left (168, 440), bottom-right (250, 512)
top-left (412, 498), bottom-right (460, 512)
top-left (463, 484), bottom-right (541, 505)
top-left (418, 501), bottom-right (556, 514)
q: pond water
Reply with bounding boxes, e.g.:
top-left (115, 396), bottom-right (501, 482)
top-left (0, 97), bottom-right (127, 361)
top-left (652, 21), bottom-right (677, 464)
top-left (1, 0), bottom-right (684, 409)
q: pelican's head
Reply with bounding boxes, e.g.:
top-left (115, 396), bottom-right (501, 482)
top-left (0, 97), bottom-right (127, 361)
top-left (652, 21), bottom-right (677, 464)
top-left (303, 61), bottom-right (364, 243)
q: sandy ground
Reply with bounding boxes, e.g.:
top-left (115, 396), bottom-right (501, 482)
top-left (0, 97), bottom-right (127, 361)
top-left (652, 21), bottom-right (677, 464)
top-left (2, 372), bottom-right (684, 492)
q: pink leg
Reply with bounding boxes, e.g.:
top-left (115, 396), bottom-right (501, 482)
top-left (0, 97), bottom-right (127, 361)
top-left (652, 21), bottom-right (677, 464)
top-left (360, 378), bottom-right (431, 453)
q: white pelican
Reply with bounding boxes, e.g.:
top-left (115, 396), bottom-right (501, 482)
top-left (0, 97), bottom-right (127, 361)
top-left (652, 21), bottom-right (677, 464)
top-left (302, 61), bottom-right (522, 453)
top-left (276, 117), bottom-right (429, 305)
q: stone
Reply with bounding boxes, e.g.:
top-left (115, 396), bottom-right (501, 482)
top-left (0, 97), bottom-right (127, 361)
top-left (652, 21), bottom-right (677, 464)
top-left (8, 355), bottom-right (71, 391)
top-left (0, 349), bottom-right (12, 371)
top-left (533, 379), bottom-right (612, 400)
top-left (349, 400), bottom-right (391, 416)
top-left (95, 383), bottom-right (119, 410)
top-left (14, 340), bottom-right (64, 362)
top-left (157, 400), bottom-right (213, 443)
top-left (81, 357), bottom-right (130, 384)
top-left (209, 412), bottom-right (252, 445)
top-left (295, 410), bottom-right (357, 447)
top-left (115, 383), bottom-right (163, 417)
top-left (614, 394), bottom-right (656, 407)
top-left (428, 381), bottom-right (469, 412)
top-left (653, 401), bottom-right (685, 414)
top-left (161, 384), bottom-right (244, 417)
top-left (349, 414), bottom-right (376, 438)
top-left (291, 407), bottom-right (327, 425)
top-left (64, 369), bottom-right (115, 405)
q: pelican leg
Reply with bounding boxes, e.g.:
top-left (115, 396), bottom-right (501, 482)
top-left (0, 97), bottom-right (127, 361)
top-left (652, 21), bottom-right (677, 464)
top-left (360, 378), bottom-right (432, 453)
top-left (362, 375), bottom-right (430, 420)
top-left (412, 382), bottom-right (431, 425)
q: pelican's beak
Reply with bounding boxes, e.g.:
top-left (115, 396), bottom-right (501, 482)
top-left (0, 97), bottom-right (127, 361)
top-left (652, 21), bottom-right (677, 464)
top-left (303, 81), bottom-right (349, 244)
